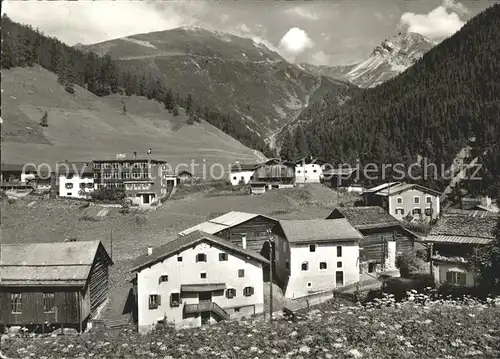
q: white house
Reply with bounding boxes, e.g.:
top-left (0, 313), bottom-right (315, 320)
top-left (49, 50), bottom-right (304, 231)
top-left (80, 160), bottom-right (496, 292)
top-left (130, 230), bottom-right (269, 333)
top-left (365, 183), bottom-right (442, 222)
top-left (272, 219), bottom-right (363, 299)
top-left (229, 162), bottom-right (258, 186)
top-left (57, 162), bottom-right (94, 199)
top-left (294, 158), bottom-right (324, 185)
top-left (426, 210), bottom-right (497, 287)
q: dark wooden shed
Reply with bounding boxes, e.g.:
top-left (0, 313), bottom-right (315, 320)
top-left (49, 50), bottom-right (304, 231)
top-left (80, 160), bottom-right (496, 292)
top-left (0, 240), bottom-right (113, 333)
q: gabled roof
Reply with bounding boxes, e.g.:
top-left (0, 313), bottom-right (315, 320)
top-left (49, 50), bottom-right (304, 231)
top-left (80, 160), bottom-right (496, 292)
top-left (130, 230), bottom-right (269, 272)
top-left (375, 183), bottom-right (441, 197)
top-left (179, 211), bottom-right (277, 236)
top-left (425, 215), bottom-right (498, 245)
top-left (0, 164), bottom-right (26, 172)
top-left (364, 182), bottom-right (401, 193)
top-left (277, 219), bottom-right (363, 244)
top-left (0, 241), bottom-right (113, 287)
top-left (294, 157), bottom-right (327, 165)
top-left (230, 163), bottom-right (259, 172)
top-left (57, 161), bottom-right (93, 175)
top-left (327, 206), bottom-right (401, 230)
top-left (444, 209), bottom-right (496, 218)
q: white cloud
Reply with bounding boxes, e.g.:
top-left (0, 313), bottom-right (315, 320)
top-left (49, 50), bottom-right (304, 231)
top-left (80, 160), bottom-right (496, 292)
top-left (278, 27), bottom-right (314, 57)
top-left (399, 0), bottom-right (469, 40)
top-left (283, 6), bottom-right (319, 21)
top-left (2, 0), bottom-right (205, 45)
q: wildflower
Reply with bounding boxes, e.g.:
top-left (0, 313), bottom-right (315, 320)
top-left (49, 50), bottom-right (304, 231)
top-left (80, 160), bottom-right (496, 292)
top-left (348, 348), bottom-right (363, 358)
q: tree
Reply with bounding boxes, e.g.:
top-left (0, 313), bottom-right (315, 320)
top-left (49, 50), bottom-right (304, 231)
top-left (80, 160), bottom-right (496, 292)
top-left (471, 218), bottom-right (500, 294)
top-left (185, 93), bottom-right (193, 114)
top-left (39, 111), bottom-right (48, 127)
top-left (172, 105), bottom-right (180, 117)
top-left (163, 89), bottom-right (174, 111)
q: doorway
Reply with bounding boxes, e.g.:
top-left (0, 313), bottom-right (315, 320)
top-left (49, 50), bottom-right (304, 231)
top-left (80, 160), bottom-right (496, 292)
top-left (198, 292), bottom-right (212, 303)
top-left (335, 271), bottom-right (344, 287)
top-left (201, 311), bottom-right (210, 326)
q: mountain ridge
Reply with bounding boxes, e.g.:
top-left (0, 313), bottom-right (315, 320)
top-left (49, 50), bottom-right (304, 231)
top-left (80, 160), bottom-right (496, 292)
top-left (80, 26), bottom-right (353, 138)
top-left (302, 32), bottom-right (437, 88)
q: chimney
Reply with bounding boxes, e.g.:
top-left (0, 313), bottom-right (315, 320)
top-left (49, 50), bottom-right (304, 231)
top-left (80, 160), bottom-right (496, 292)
top-left (241, 234), bottom-right (247, 249)
top-left (485, 196), bottom-right (492, 208)
top-left (147, 247), bottom-right (153, 256)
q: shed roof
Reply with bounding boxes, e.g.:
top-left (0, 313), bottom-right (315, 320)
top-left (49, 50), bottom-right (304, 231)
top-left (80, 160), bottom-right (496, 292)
top-left (130, 230), bottom-right (269, 272)
top-left (0, 241), bottom-right (112, 287)
top-left (327, 206), bottom-right (401, 230)
top-left (230, 163), bottom-right (259, 172)
top-left (425, 215), bottom-right (497, 244)
top-left (277, 219), bottom-right (363, 244)
top-left (179, 211), bottom-right (277, 236)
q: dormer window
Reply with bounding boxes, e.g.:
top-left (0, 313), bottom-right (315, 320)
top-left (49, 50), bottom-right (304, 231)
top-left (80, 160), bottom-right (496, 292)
top-left (196, 253), bottom-right (207, 262)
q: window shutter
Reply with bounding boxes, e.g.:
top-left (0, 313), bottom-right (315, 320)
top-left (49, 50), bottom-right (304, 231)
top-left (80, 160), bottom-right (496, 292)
top-left (157, 295), bottom-right (161, 306)
top-left (250, 287), bottom-right (254, 295)
top-left (460, 273), bottom-right (466, 286)
top-left (446, 271), bottom-right (452, 283)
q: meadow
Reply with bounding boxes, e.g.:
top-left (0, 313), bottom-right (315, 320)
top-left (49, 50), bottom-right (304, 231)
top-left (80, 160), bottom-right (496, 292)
top-left (2, 293), bottom-right (499, 359)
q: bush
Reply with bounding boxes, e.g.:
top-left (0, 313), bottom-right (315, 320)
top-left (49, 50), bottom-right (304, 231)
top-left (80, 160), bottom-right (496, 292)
top-left (135, 214), bottom-right (148, 226)
top-left (172, 105), bottom-right (180, 116)
top-left (65, 84), bottom-right (75, 94)
top-left (395, 253), bottom-right (427, 278)
top-left (90, 188), bottom-right (125, 202)
top-left (78, 215), bottom-right (99, 222)
top-left (383, 274), bottom-right (436, 301)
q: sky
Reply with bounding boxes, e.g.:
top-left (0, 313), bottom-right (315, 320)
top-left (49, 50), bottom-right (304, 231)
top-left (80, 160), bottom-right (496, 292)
top-left (2, 0), bottom-right (494, 66)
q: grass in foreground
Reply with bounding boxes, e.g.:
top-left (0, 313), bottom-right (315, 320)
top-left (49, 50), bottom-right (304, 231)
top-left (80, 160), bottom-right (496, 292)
top-left (3, 295), bottom-right (500, 359)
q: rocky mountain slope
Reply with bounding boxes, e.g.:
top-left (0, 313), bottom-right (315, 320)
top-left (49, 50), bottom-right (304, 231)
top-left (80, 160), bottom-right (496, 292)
top-left (1, 65), bottom-right (264, 170)
top-left (80, 26), bottom-right (352, 138)
top-left (303, 32), bottom-right (437, 88)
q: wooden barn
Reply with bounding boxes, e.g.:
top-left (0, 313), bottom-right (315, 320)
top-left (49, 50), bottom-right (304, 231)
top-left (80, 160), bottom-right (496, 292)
top-left (0, 240), bottom-right (113, 333)
top-left (326, 206), bottom-right (420, 274)
top-left (179, 211), bottom-right (290, 291)
top-left (253, 159), bottom-right (295, 185)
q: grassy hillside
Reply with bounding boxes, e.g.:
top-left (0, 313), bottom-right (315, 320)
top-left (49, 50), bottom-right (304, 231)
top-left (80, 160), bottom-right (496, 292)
top-left (1, 65), bottom-right (264, 171)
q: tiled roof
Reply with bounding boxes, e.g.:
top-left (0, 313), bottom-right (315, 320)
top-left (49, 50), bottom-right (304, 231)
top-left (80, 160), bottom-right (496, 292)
top-left (179, 211), bottom-right (277, 236)
top-left (426, 215), bottom-right (498, 244)
top-left (0, 241), bottom-right (112, 287)
top-left (444, 209), bottom-right (496, 218)
top-left (376, 183), bottom-right (441, 197)
top-left (230, 163), bottom-right (259, 172)
top-left (327, 206), bottom-right (400, 230)
top-left (130, 230), bottom-right (269, 272)
top-left (364, 182), bottom-right (400, 193)
top-left (278, 219), bottom-right (363, 244)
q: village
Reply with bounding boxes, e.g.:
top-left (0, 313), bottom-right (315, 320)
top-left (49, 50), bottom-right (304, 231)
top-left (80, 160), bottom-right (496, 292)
top-left (0, 154), bottom-right (498, 335)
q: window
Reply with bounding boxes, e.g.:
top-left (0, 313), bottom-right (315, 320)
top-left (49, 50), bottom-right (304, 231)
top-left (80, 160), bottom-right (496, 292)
top-left (413, 208), bottom-right (422, 215)
top-left (414, 196), bottom-right (420, 204)
top-left (86, 183), bottom-right (93, 188)
top-left (307, 282), bottom-right (312, 288)
top-left (309, 244), bottom-right (316, 252)
top-left (301, 262), bottom-right (309, 271)
top-left (79, 183), bottom-right (86, 189)
top-left (397, 197), bottom-right (403, 204)
top-left (337, 246), bottom-right (342, 257)
top-left (368, 263), bottom-right (376, 273)
top-left (67, 193), bottom-right (72, 196)
top-left (65, 183), bottom-right (73, 189)
top-left (426, 196), bottom-right (433, 204)
top-left (94, 163), bottom-right (101, 169)
top-left (177, 256), bottom-right (183, 262)
top-left (149, 294), bottom-right (160, 309)
top-left (297, 170), bottom-right (301, 174)
top-left (233, 176), bottom-right (237, 180)
top-left (43, 293), bottom-right (55, 313)
top-left (200, 272), bottom-right (207, 279)
top-left (238, 269), bottom-right (245, 278)
top-left (337, 261), bottom-right (342, 268)
top-left (395, 208), bottom-right (405, 215)
top-left (313, 170), bottom-right (317, 173)
top-left (94, 173), bottom-right (99, 179)
top-left (319, 262), bottom-right (327, 270)
top-left (243, 286), bottom-right (254, 297)
top-left (285, 260), bottom-right (290, 270)
top-left (11, 293), bottom-right (22, 314)
top-left (226, 288), bottom-right (236, 299)
top-left (219, 253), bottom-right (228, 261)
top-left (196, 253), bottom-right (207, 262)
top-left (446, 271), bottom-right (467, 286)
top-left (170, 293), bottom-right (180, 307)
top-left (159, 275), bottom-right (168, 284)
top-left (254, 231), bottom-right (267, 237)
top-left (425, 208), bottom-right (433, 216)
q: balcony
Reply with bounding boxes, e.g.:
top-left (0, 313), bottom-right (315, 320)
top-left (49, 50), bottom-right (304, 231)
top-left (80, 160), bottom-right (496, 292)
top-left (183, 302), bottom-right (230, 321)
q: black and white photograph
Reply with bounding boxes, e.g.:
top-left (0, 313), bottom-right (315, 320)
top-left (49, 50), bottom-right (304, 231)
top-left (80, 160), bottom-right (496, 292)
top-left (0, 0), bottom-right (499, 357)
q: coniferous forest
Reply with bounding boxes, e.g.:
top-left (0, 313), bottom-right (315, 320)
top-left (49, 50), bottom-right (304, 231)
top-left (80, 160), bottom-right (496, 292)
top-left (0, 15), bottom-right (274, 157)
top-left (281, 4), bottom-right (500, 195)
